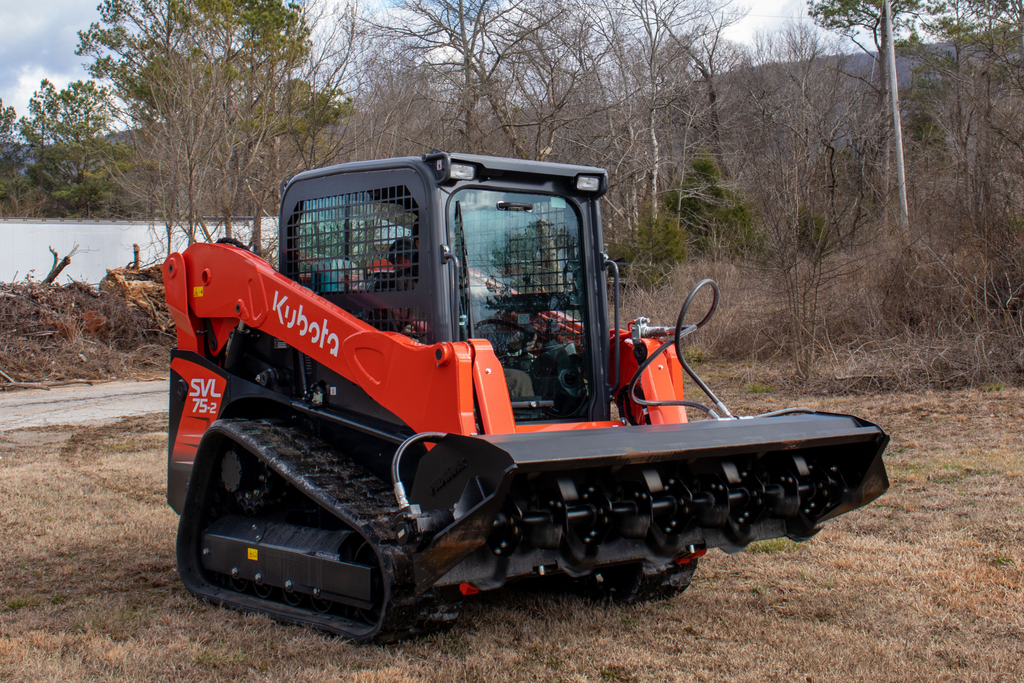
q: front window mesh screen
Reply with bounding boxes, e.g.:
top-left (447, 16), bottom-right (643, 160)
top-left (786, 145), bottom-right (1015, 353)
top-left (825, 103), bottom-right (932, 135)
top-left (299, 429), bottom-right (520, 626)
top-left (284, 185), bottom-right (423, 338)
top-left (450, 189), bottom-right (590, 420)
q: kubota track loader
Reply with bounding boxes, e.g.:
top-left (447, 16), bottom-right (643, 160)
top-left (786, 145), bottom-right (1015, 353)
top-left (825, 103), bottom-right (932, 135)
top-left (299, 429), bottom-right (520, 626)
top-left (164, 152), bottom-right (889, 641)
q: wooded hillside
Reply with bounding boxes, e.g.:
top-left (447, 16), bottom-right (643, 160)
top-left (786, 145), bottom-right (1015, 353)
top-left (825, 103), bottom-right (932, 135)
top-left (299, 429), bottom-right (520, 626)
top-left (0, 0), bottom-right (1021, 386)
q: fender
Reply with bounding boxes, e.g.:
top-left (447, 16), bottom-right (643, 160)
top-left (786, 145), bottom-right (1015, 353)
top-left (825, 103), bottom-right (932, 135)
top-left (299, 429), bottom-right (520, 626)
top-left (167, 352), bottom-right (229, 512)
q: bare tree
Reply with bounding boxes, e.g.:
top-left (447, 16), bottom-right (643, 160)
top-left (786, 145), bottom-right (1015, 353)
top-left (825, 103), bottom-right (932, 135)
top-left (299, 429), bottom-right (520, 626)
top-left (735, 23), bottom-right (871, 379)
top-left (375, 0), bottom-right (551, 153)
top-left (810, 0), bottom-right (922, 227)
top-left (285, 1), bottom-right (366, 170)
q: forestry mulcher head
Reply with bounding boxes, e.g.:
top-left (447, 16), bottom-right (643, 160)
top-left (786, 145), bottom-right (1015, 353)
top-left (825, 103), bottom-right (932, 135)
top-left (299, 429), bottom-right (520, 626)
top-left (395, 412), bottom-right (888, 592)
top-left (164, 152), bottom-right (889, 642)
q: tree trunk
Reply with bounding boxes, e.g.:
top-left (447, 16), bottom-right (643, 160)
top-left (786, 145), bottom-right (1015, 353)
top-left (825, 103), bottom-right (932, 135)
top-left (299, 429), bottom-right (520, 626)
top-left (650, 110), bottom-right (660, 218)
top-left (252, 206), bottom-right (263, 257)
top-left (42, 244), bottom-right (79, 285)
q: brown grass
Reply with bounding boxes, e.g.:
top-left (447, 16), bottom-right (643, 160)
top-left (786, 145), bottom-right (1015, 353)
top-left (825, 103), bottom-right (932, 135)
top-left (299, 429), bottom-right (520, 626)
top-left (622, 253), bottom-right (1024, 391)
top-left (1, 383), bottom-right (1023, 682)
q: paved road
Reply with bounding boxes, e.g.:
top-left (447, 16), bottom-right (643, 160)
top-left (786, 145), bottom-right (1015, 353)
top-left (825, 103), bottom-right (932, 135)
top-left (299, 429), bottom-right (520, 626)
top-left (0, 380), bottom-right (168, 431)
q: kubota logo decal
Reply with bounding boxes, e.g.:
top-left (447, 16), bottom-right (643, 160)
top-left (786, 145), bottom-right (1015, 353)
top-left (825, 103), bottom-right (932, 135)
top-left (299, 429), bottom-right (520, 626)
top-left (271, 290), bottom-right (340, 357)
top-left (189, 377), bottom-right (222, 415)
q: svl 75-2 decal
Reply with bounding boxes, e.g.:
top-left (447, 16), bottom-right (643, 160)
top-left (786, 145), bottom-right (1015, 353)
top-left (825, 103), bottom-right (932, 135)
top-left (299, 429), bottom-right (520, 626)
top-left (189, 377), bottom-right (222, 414)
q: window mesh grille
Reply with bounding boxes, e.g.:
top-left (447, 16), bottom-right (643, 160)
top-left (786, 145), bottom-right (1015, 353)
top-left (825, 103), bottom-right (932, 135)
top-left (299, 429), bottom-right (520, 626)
top-left (285, 185), bottom-right (423, 337)
top-left (453, 191), bottom-right (589, 419)
top-left (459, 203), bottom-right (584, 349)
top-left (357, 306), bottom-right (428, 341)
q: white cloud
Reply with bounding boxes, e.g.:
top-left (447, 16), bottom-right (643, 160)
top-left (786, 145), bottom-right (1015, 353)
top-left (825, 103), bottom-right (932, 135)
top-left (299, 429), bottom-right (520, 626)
top-left (0, 0), bottom-right (100, 117)
top-left (6, 66), bottom-right (93, 119)
top-left (723, 0), bottom-right (812, 45)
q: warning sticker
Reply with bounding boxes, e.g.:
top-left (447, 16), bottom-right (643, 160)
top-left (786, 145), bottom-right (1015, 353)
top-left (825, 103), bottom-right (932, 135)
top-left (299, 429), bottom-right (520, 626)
top-left (193, 286), bottom-right (204, 298)
top-left (247, 548), bottom-right (258, 561)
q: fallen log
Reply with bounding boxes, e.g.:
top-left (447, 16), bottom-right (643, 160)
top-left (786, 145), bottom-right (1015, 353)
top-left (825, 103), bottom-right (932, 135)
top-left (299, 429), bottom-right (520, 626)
top-left (0, 379), bottom-right (107, 391)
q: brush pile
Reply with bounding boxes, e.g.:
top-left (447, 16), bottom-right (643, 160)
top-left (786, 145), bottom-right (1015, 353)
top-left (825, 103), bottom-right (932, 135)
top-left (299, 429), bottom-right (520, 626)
top-left (0, 267), bottom-right (174, 388)
top-left (99, 265), bottom-right (175, 333)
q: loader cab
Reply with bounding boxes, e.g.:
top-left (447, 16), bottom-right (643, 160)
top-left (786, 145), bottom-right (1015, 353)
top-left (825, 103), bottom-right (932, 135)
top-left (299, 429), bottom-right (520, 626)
top-left (279, 152), bottom-right (610, 423)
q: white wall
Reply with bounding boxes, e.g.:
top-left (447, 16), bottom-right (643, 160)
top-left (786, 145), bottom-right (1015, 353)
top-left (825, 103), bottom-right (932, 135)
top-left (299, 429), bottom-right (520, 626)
top-left (0, 217), bottom-right (278, 284)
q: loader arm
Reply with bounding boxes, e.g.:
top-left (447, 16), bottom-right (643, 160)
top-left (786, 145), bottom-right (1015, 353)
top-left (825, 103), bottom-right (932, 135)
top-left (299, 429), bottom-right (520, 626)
top-left (164, 243), bottom-right (687, 437)
top-left (164, 242), bottom-right (511, 436)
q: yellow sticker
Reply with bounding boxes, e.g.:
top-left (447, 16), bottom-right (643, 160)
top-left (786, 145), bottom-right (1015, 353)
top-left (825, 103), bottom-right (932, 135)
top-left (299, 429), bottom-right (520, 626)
top-left (247, 548), bottom-right (258, 561)
top-left (193, 286), bottom-right (204, 297)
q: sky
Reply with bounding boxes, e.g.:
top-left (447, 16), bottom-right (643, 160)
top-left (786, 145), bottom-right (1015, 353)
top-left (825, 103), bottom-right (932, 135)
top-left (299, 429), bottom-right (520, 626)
top-left (0, 0), bottom-right (810, 123)
top-left (723, 0), bottom-right (811, 46)
top-left (0, 0), bottom-right (102, 119)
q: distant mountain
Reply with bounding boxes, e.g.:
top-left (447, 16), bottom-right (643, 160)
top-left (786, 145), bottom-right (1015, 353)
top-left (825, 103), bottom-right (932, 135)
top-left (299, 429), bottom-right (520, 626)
top-left (838, 46), bottom-right (939, 87)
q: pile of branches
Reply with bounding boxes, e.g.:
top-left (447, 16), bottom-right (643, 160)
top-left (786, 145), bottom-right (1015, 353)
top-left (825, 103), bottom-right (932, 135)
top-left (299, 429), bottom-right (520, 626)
top-left (99, 265), bottom-right (175, 333)
top-left (0, 270), bottom-right (174, 388)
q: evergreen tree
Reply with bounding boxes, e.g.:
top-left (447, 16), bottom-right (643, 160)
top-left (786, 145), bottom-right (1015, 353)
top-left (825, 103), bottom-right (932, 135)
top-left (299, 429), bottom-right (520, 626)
top-left (663, 155), bottom-right (755, 257)
top-left (18, 80), bottom-right (124, 217)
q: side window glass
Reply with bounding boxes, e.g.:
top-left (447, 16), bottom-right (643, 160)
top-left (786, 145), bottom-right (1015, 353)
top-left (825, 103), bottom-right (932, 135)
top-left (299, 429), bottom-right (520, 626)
top-left (288, 186), bottom-right (419, 294)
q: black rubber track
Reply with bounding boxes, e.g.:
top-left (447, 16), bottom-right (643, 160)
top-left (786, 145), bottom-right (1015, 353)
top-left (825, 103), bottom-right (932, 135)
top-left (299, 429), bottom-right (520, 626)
top-left (176, 418), bottom-right (462, 643)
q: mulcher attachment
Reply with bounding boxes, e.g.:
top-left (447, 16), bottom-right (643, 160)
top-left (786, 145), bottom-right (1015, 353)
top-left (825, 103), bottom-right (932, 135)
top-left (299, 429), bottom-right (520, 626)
top-left (176, 413), bottom-right (886, 642)
top-left (401, 412), bottom-right (889, 591)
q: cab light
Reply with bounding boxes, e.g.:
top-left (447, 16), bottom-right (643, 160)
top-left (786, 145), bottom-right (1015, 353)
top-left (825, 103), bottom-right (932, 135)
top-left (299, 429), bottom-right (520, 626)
top-left (450, 163), bottom-right (475, 180)
top-left (576, 175), bottom-right (601, 191)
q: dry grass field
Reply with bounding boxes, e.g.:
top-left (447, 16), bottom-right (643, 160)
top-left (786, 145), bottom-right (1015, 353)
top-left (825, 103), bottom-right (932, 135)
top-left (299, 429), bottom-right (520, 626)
top-left (1, 379), bottom-right (1022, 682)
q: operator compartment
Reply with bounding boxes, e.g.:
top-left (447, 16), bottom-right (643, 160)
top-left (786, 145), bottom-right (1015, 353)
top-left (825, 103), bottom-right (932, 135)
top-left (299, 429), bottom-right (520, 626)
top-left (278, 155), bottom-right (611, 425)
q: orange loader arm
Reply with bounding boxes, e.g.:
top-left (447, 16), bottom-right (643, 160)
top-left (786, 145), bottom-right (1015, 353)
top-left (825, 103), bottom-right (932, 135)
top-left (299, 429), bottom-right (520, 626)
top-left (162, 243), bottom-right (523, 436)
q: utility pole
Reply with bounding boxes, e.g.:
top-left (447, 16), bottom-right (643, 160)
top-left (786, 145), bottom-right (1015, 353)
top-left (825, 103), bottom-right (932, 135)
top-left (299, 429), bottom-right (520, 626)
top-left (885, 0), bottom-right (910, 232)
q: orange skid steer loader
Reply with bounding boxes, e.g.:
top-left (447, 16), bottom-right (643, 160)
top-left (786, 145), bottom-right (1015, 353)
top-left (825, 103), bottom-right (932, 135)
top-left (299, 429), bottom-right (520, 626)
top-left (163, 152), bottom-right (889, 642)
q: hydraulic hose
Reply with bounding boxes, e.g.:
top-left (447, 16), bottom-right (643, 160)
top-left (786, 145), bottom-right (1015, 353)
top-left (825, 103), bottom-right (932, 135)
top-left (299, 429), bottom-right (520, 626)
top-left (605, 257), bottom-right (621, 395)
top-left (624, 279), bottom-right (820, 424)
top-left (749, 406), bottom-right (815, 418)
top-left (626, 278), bottom-right (732, 420)
top-left (673, 279), bottom-right (732, 418)
top-left (626, 335), bottom-right (719, 419)
top-left (392, 432), bottom-right (447, 509)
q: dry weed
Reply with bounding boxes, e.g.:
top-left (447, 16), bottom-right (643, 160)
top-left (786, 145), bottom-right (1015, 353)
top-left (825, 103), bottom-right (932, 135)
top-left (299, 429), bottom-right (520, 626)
top-left (620, 251), bottom-right (1023, 391)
